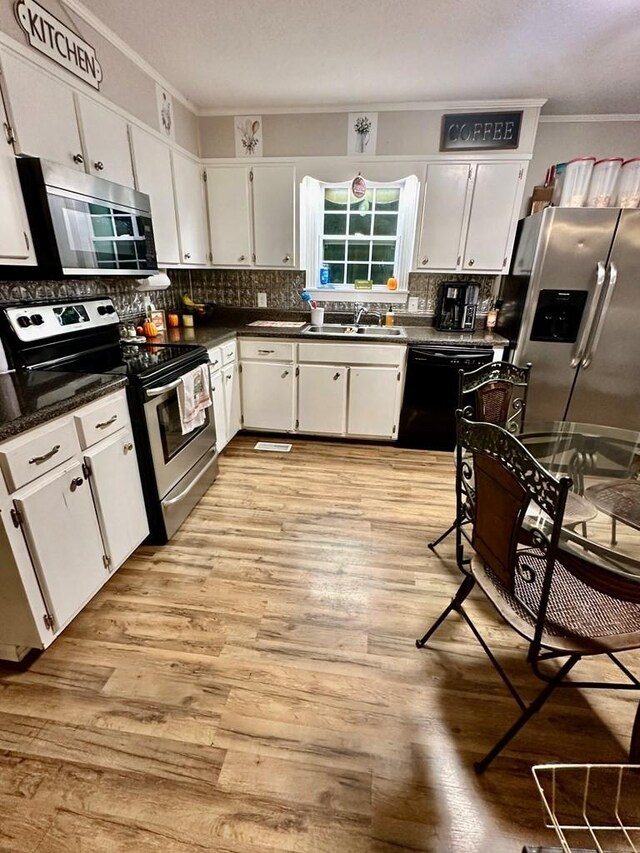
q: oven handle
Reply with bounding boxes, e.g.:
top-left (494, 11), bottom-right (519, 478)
top-left (163, 450), bottom-right (218, 506)
top-left (145, 377), bottom-right (182, 399)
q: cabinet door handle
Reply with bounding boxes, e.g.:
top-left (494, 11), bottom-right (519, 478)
top-left (23, 231), bottom-right (30, 251)
top-left (468, 258), bottom-right (475, 266)
top-left (283, 254), bottom-right (291, 263)
top-left (184, 252), bottom-right (191, 260)
top-left (72, 153), bottom-right (84, 164)
top-left (69, 477), bottom-right (84, 492)
top-left (211, 359), bottom-right (219, 366)
top-left (258, 349), bottom-right (275, 354)
top-left (238, 254), bottom-right (246, 262)
top-left (123, 442), bottom-right (134, 454)
top-left (281, 370), bottom-right (289, 378)
top-left (94, 160), bottom-right (104, 171)
top-left (333, 372), bottom-right (341, 380)
top-left (29, 444), bottom-right (60, 465)
top-left (95, 414), bottom-right (118, 429)
top-left (421, 257), bottom-right (428, 265)
top-left (225, 373), bottom-right (232, 381)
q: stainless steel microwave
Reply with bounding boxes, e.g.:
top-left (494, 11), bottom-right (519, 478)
top-left (5, 157), bottom-right (159, 279)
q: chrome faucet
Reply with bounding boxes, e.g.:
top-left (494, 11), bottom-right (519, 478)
top-left (353, 304), bottom-right (382, 326)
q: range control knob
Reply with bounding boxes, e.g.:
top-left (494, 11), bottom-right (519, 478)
top-left (105, 305), bottom-right (115, 314)
top-left (30, 314), bottom-right (44, 325)
top-left (17, 316), bottom-right (31, 328)
top-left (97, 305), bottom-right (107, 315)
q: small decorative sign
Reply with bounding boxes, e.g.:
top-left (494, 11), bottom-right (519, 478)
top-left (351, 174), bottom-right (367, 199)
top-left (235, 116), bottom-right (262, 157)
top-left (156, 85), bottom-right (175, 140)
top-left (15, 0), bottom-right (103, 90)
top-left (440, 111), bottom-right (522, 151)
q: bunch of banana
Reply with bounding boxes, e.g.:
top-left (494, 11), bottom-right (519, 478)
top-left (182, 293), bottom-right (205, 311)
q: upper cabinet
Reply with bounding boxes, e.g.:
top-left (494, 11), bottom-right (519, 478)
top-left (172, 151), bottom-right (210, 265)
top-left (0, 50), bottom-right (135, 188)
top-left (130, 125), bottom-right (180, 266)
top-left (206, 164), bottom-right (296, 268)
top-left (416, 161), bottom-right (526, 274)
top-left (75, 95), bottom-right (135, 187)
top-left (0, 89), bottom-right (35, 265)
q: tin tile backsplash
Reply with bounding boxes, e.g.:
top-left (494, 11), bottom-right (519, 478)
top-left (0, 269), bottom-right (496, 320)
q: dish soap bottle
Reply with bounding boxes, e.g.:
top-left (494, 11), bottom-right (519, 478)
top-left (385, 306), bottom-right (395, 327)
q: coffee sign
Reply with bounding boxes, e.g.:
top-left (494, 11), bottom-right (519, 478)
top-left (440, 111), bottom-right (522, 151)
top-left (15, 0), bottom-right (103, 90)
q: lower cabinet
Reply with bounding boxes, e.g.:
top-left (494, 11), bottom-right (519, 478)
top-left (241, 361), bottom-right (295, 431)
top-left (209, 343), bottom-right (242, 452)
top-left (348, 367), bottom-right (401, 438)
top-left (210, 369), bottom-right (227, 450)
top-left (297, 364), bottom-right (347, 434)
top-left (14, 459), bottom-right (107, 631)
top-left (84, 428), bottom-right (148, 569)
top-left (223, 362), bottom-right (242, 439)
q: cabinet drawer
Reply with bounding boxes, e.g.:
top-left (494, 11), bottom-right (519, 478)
top-left (207, 346), bottom-right (223, 371)
top-left (221, 339), bottom-right (237, 364)
top-left (74, 392), bottom-right (130, 449)
top-left (0, 419), bottom-right (79, 492)
top-left (297, 342), bottom-right (406, 366)
top-left (239, 340), bottom-right (294, 362)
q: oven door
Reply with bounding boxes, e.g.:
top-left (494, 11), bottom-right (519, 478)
top-left (144, 375), bottom-right (217, 499)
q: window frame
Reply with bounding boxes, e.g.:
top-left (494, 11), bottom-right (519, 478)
top-left (300, 175), bottom-right (420, 300)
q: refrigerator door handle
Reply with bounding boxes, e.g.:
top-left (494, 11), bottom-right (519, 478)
top-left (570, 260), bottom-right (606, 368)
top-left (581, 262), bottom-right (617, 369)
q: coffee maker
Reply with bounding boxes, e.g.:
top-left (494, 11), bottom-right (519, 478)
top-left (434, 282), bottom-right (479, 331)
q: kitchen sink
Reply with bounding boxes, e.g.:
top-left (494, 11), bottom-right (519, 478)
top-left (302, 324), bottom-right (407, 339)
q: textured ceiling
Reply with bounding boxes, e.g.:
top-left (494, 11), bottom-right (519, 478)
top-left (76, 0), bottom-right (640, 114)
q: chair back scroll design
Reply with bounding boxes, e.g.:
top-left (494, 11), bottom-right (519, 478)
top-left (459, 361), bottom-right (532, 435)
top-left (456, 414), bottom-right (572, 653)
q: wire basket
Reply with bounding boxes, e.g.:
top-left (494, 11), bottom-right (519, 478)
top-left (532, 764), bottom-right (640, 852)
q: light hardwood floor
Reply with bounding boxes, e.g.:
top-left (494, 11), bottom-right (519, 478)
top-left (1, 435), bottom-right (639, 852)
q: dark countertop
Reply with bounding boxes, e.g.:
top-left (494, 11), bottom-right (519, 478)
top-left (152, 323), bottom-right (508, 349)
top-left (0, 371), bottom-right (127, 442)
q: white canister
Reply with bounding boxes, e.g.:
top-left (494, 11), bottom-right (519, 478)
top-left (310, 307), bottom-right (325, 325)
top-left (558, 157), bottom-right (595, 207)
top-left (616, 158), bottom-right (640, 208)
top-left (586, 157), bottom-right (623, 207)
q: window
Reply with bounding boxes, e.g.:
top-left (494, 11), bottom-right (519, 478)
top-left (300, 175), bottom-right (419, 295)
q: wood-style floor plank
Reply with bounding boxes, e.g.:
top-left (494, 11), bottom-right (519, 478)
top-left (0, 434), bottom-right (638, 852)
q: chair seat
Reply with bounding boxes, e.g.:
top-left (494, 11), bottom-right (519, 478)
top-left (473, 549), bottom-right (640, 655)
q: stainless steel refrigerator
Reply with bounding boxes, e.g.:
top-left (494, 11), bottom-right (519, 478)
top-left (497, 207), bottom-right (640, 430)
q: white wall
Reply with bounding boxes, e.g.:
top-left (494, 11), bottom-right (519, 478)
top-left (521, 119), bottom-right (639, 216)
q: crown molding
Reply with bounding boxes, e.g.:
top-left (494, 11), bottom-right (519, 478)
top-left (539, 113), bottom-right (640, 123)
top-left (59, 0), bottom-right (198, 114)
top-left (199, 98), bottom-right (547, 117)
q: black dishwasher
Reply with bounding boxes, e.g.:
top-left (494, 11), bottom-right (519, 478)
top-left (398, 345), bottom-right (494, 450)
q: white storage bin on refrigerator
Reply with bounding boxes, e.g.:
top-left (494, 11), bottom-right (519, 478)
top-left (586, 157), bottom-right (623, 207)
top-left (616, 158), bottom-right (640, 208)
top-left (558, 157), bottom-right (595, 207)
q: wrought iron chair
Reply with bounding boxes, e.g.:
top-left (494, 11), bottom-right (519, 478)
top-left (416, 414), bottom-right (640, 772)
top-left (428, 361), bottom-right (531, 560)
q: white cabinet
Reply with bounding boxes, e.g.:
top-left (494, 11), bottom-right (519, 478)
top-left (0, 88), bottom-right (34, 264)
top-left (130, 125), bottom-right (180, 265)
top-left (172, 151), bottom-right (210, 265)
top-left (84, 428), bottom-right (148, 569)
top-left (416, 161), bottom-right (526, 274)
top-left (205, 164), bottom-right (295, 268)
top-left (348, 367), bottom-right (400, 438)
top-left (252, 166), bottom-right (295, 267)
top-left (75, 95), bottom-right (134, 186)
top-left (223, 362), bottom-right (242, 440)
top-left (209, 341), bottom-right (241, 452)
top-left (461, 162), bottom-right (524, 272)
top-left (240, 361), bottom-right (295, 431)
top-left (210, 369), bottom-right (227, 451)
top-left (0, 49), bottom-right (84, 170)
top-left (14, 460), bottom-right (106, 631)
top-left (417, 164), bottom-right (469, 271)
top-left (297, 364), bottom-right (347, 434)
top-left (206, 167), bottom-right (252, 266)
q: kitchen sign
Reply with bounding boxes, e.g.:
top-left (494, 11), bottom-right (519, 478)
top-left (440, 111), bottom-right (522, 151)
top-left (15, 0), bottom-right (103, 90)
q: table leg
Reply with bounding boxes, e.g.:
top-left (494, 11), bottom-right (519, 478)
top-left (631, 700), bottom-right (640, 763)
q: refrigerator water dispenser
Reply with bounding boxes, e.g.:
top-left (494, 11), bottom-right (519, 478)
top-left (530, 289), bottom-right (589, 343)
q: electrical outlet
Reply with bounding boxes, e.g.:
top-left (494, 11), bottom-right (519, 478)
top-left (257, 292), bottom-right (267, 308)
top-left (408, 297), bottom-right (420, 313)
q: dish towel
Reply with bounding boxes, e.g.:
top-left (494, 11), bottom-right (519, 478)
top-left (176, 364), bottom-right (212, 434)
